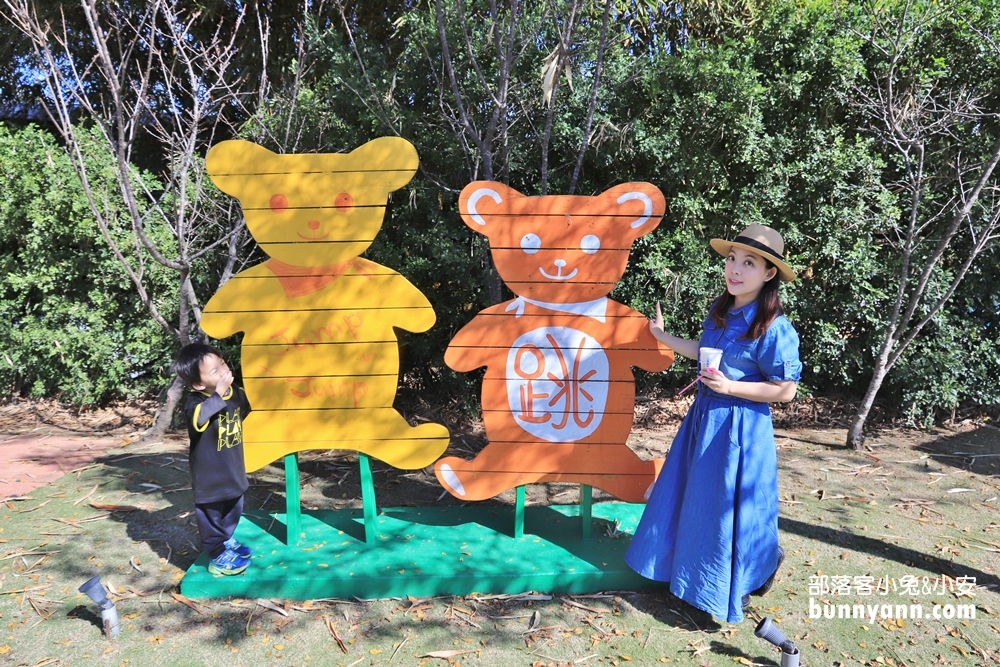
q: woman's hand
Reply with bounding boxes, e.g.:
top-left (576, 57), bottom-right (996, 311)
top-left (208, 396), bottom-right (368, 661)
top-left (647, 302), bottom-right (699, 360)
top-left (649, 302), bottom-right (665, 338)
top-left (698, 368), bottom-right (731, 395)
top-left (699, 372), bottom-right (796, 402)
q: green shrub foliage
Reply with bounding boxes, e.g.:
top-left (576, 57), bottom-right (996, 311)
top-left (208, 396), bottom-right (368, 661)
top-left (0, 123), bottom-right (176, 404)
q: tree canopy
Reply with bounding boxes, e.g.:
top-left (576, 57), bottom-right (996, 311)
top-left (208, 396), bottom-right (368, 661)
top-left (1, 0), bottom-right (997, 441)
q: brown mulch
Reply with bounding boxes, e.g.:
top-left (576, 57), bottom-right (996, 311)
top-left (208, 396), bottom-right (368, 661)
top-left (0, 393), bottom-right (906, 440)
top-left (0, 398), bottom-right (157, 436)
top-left (0, 392), bottom-right (965, 502)
top-left (633, 393), bottom-right (865, 430)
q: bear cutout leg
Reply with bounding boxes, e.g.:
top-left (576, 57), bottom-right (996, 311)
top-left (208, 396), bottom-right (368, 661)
top-left (241, 410), bottom-right (450, 472)
top-left (434, 444), bottom-right (664, 503)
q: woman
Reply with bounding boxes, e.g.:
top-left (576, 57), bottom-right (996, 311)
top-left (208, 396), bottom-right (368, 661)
top-left (625, 224), bottom-right (801, 623)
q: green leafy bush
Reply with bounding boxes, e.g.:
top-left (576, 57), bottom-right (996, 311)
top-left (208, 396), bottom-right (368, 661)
top-left (0, 123), bottom-right (176, 404)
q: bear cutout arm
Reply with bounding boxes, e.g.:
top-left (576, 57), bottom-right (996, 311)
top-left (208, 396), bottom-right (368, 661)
top-left (199, 270), bottom-right (259, 340)
top-left (384, 271), bottom-right (437, 335)
top-left (443, 305), bottom-right (508, 373)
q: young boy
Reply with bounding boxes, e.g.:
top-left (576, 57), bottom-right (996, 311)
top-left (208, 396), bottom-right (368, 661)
top-left (172, 343), bottom-right (253, 575)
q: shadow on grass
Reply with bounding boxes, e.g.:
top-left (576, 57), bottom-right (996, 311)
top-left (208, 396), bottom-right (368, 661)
top-left (66, 604), bottom-right (103, 633)
top-left (626, 591), bottom-right (724, 633)
top-left (914, 425), bottom-right (1000, 475)
top-left (778, 432), bottom-right (851, 450)
top-left (83, 423), bottom-right (998, 654)
top-left (709, 640), bottom-right (781, 666)
top-left (779, 516), bottom-right (999, 588)
top-left (98, 444), bottom-right (1000, 594)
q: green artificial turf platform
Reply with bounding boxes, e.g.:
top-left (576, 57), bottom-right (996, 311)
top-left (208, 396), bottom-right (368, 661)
top-left (180, 503), bottom-right (661, 599)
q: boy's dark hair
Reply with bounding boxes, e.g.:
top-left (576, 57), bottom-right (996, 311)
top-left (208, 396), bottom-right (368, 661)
top-left (173, 343), bottom-right (224, 388)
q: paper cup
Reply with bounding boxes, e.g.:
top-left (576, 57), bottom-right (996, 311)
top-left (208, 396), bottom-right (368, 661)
top-left (699, 347), bottom-right (723, 373)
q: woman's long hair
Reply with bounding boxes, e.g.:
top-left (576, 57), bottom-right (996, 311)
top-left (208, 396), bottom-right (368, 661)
top-left (708, 260), bottom-right (783, 340)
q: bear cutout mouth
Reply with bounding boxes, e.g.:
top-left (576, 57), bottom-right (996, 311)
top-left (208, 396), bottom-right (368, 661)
top-left (296, 231), bottom-right (332, 241)
top-left (538, 259), bottom-right (578, 281)
top-left (297, 220), bottom-right (331, 241)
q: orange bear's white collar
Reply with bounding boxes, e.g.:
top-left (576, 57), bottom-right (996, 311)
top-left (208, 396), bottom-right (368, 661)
top-left (505, 296), bottom-right (608, 322)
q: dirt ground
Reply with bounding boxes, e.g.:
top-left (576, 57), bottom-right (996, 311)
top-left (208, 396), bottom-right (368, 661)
top-left (1, 397), bottom-right (998, 666)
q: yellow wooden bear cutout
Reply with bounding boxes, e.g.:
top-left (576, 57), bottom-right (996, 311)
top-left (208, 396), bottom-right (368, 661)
top-left (201, 138), bottom-right (450, 472)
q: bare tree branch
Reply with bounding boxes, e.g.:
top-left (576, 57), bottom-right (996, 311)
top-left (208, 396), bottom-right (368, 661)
top-left (846, 3), bottom-right (1000, 448)
top-left (569, 0), bottom-right (612, 195)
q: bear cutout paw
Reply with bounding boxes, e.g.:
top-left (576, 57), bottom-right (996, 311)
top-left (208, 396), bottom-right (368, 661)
top-left (360, 422), bottom-right (451, 470)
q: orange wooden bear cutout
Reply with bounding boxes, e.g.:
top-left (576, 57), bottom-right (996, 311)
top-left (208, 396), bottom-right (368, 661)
top-left (434, 181), bottom-right (675, 503)
top-left (200, 138), bottom-right (450, 472)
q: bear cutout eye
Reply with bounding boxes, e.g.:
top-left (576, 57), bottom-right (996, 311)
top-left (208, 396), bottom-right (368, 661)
top-left (335, 192), bottom-right (354, 213)
top-left (270, 194), bottom-right (288, 214)
top-left (520, 233), bottom-right (541, 255)
top-left (580, 234), bottom-right (600, 255)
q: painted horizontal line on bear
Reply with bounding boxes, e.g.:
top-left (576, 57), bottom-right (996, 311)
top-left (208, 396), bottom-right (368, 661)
top-left (204, 306), bottom-right (436, 312)
top-left (480, 280), bottom-right (632, 285)
top-left (238, 339), bottom-right (405, 346)
top-left (208, 168), bottom-right (419, 176)
top-left (238, 436), bottom-right (650, 448)
top-left (239, 372), bottom-right (648, 383)
top-left (237, 203), bottom-right (389, 211)
top-left (475, 377), bottom-right (653, 383)
top-left (219, 239), bottom-right (396, 245)
top-left (479, 408), bottom-right (638, 415)
top-left (239, 406), bottom-right (639, 416)
top-left (224, 270), bottom-right (403, 278)
top-left (241, 372), bottom-right (399, 379)
top-left (425, 466), bottom-right (658, 475)
top-left (436, 438), bottom-right (657, 446)
top-left (457, 246), bottom-right (640, 252)
top-left (233, 436), bottom-right (447, 445)
top-left (204, 304), bottom-right (646, 313)
top-left (455, 212), bottom-right (663, 219)
top-left (449, 347), bottom-right (663, 353)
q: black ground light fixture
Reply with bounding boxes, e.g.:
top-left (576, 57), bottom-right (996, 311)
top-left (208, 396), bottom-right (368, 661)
top-left (78, 575), bottom-right (120, 638)
top-left (754, 617), bottom-right (799, 667)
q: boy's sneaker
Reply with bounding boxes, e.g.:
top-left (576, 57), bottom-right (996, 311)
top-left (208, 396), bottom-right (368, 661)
top-left (223, 537), bottom-right (252, 558)
top-left (208, 548), bottom-right (250, 576)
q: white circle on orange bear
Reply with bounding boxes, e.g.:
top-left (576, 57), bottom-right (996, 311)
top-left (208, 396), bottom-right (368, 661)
top-left (506, 327), bottom-right (609, 442)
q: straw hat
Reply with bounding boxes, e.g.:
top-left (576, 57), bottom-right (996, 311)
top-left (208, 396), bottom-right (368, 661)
top-left (709, 224), bottom-right (795, 282)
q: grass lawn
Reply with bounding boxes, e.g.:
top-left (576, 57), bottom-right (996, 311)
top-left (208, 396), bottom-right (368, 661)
top-left (0, 416), bottom-right (997, 667)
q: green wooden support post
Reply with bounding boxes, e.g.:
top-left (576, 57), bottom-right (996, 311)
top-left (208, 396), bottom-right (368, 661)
top-left (513, 486), bottom-right (525, 538)
top-left (283, 453), bottom-right (301, 546)
top-left (359, 454), bottom-right (378, 544)
top-left (580, 484), bottom-right (592, 539)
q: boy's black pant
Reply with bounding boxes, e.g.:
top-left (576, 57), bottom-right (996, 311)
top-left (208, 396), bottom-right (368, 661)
top-left (195, 495), bottom-right (244, 559)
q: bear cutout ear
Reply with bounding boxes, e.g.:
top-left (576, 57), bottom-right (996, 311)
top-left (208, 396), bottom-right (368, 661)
top-left (350, 137), bottom-right (419, 192)
top-left (205, 140), bottom-right (279, 196)
top-left (457, 181), bottom-right (525, 234)
top-left (602, 182), bottom-right (666, 242)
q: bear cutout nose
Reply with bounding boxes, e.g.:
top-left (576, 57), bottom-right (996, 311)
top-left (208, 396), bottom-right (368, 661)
top-left (554, 259), bottom-right (567, 268)
top-left (307, 220), bottom-right (320, 230)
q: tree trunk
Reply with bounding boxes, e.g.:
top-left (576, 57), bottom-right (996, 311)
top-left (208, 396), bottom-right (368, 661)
top-left (145, 375), bottom-right (185, 439)
top-left (474, 234), bottom-right (504, 305)
top-left (847, 361), bottom-right (890, 450)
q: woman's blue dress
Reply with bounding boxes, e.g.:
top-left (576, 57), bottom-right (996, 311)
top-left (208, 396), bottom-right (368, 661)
top-left (625, 302), bottom-right (802, 623)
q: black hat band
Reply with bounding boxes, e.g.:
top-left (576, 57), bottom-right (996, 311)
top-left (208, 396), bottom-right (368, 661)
top-left (733, 235), bottom-right (784, 262)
